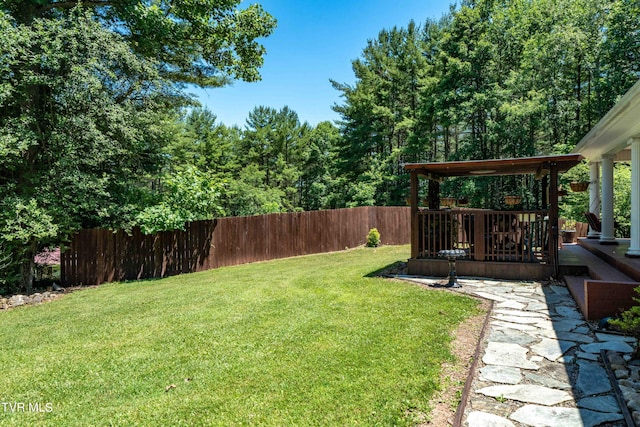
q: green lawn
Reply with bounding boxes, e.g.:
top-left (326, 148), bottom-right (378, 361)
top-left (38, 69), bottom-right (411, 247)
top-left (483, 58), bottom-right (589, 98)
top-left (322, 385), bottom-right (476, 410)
top-left (0, 245), bottom-right (480, 426)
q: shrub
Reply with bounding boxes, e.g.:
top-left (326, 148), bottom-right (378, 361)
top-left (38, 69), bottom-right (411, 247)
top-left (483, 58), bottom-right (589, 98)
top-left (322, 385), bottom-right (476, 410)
top-left (366, 228), bottom-right (381, 247)
top-left (609, 286), bottom-right (640, 357)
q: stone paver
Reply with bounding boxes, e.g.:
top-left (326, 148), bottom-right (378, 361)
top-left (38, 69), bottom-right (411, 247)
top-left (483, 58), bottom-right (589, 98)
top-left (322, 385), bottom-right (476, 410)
top-left (510, 405), bottom-right (624, 427)
top-left (467, 411), bottom-right (516, 427)
top-left (482, 341), bottom-right (540, 370)
top-left (479, 365), bottom-right (522, 384)
top-left (477, 384), bottom-right (573, 405)
top-left (397, 275), bottom-right (636, 427)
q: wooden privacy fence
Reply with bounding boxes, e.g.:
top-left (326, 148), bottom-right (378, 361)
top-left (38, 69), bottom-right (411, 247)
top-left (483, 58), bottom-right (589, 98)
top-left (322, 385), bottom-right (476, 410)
top-left (61, 206), bottom-right (410, 286)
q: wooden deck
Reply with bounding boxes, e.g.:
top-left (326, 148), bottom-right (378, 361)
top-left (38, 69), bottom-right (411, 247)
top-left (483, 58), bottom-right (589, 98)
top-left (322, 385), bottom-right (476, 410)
top-left (408, 208), bottom-right (556, 280)
top-left (560, 239), bottom-right (640, 321)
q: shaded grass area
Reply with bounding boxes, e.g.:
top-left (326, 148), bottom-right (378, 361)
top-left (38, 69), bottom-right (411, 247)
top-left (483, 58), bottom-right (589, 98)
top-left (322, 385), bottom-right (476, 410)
top-left (0, 245), bottom-right (480, 426)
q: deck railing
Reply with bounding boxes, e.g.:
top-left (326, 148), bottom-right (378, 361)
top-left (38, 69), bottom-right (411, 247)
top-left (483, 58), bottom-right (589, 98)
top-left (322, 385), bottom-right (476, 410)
top-left (417, 209), bottom-right (551, 263)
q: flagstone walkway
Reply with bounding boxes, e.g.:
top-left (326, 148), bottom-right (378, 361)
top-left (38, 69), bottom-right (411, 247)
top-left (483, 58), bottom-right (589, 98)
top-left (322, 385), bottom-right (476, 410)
top-left (399, 276), bottom-right (636, 427)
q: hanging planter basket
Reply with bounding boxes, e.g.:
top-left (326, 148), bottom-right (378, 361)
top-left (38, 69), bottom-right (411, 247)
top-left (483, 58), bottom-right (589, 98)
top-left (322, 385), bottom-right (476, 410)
top-left (570, 181), bottom-right (589, 192)
top-left (504, 195), bottom-right (522, 205)
top-left (440, 197), bottom-right (456, 207)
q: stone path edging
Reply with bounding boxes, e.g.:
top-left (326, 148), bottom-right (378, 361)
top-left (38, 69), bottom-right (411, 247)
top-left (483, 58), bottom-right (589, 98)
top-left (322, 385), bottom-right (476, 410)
top-left (398, 275), bottom-right (637, 427)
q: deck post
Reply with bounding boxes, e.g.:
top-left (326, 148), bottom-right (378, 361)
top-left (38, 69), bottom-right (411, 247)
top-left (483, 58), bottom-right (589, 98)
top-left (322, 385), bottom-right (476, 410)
top-left (627, 138), bottom-right (640, 256)
top-left (588, 161), bottom-right (601, 239)
top-left (549, 163), bottom-right (559, 275)
top-left (410, 171), bottom-right (419, 259)
top-left (428, 179), bottom-right (440, 209)
top-left (600, 154), bottom-right (617, 245)
top-left (541, 175), bottom-right (549, 209)
top-left (474, 211), bottom-right (486, 261)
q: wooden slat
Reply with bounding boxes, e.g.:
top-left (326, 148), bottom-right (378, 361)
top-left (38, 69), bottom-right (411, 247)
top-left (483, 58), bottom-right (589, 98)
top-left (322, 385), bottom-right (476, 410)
top-left (59, 207), bottom-right (412, 286)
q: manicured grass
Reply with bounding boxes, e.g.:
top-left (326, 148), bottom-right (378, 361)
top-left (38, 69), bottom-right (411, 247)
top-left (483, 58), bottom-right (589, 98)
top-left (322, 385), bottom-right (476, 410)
top-left (0, 245), bottom-right (480, 426)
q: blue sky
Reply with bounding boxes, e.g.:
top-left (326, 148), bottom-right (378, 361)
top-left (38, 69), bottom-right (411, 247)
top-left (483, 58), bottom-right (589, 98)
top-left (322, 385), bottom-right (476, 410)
top-left (192, 1), bottom-right (453, 128)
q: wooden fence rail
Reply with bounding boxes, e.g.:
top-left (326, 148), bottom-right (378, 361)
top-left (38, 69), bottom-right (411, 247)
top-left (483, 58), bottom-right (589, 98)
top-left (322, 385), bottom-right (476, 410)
top-left (60, 206), bottom-right (411, 286)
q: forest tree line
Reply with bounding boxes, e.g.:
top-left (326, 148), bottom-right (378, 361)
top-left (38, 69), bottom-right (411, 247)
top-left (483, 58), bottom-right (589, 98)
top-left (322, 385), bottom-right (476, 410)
top-left (2, 0), bottom-right (640, 290)
top-left (165, 0), bottom-right (639, 218)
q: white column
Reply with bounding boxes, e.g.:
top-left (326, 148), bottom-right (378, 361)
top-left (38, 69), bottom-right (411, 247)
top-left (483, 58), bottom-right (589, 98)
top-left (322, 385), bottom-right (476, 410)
top-left (600, 154), bottom-right (617, 244)
top-left (627, 138), bottom-right (640, 256)
top-left (588, 161), bottom-right (601, 239)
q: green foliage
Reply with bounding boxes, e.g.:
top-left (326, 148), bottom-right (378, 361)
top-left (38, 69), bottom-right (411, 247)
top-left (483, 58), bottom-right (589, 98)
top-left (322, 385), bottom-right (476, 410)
top-left (366, 228), bottom-right (381, 247)
top-left (613, 164), bottom-right (632, 237)
top-left (0, 0), bottom-right (276, 290)
top-left (609, 286), bottom-right (640, 356)
top-left (332, 0), bottom-right (640, 208)
top-left (165, 107), bottom-right (341, 217)
top-left (0, 0), bottom-right (277, 87)
top-left (135, 165), bottom-right (225, 234)
top-left (0, 9), bottom-right (181, 290)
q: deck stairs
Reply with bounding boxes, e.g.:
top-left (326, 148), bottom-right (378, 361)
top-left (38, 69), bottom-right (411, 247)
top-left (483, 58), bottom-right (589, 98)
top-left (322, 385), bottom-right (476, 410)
top-left (560, 241), bottom-right (640, 321)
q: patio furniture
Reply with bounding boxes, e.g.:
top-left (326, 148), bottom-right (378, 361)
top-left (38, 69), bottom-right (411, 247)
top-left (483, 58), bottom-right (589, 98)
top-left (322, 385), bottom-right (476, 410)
top-left (584, 212), bottom-right (601, 233)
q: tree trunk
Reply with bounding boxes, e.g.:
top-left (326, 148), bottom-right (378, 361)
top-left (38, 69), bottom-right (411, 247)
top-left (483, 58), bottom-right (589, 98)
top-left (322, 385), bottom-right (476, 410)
top-left (20, 241), bottom-right (38, 294)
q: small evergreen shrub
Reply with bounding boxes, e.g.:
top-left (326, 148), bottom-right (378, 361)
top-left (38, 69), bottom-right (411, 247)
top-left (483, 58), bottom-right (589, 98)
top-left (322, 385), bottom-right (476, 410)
top-left (366, 228), bottom-right (381, 247)
top-left (609, 286), bottom-right (640, 357)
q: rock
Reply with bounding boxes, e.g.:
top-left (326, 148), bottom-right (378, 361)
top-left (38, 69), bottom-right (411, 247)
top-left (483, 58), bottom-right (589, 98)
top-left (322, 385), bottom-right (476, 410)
top-left (482, 342), bottom-right (539, 370)
top-left (476, 384), bottom-right (572, 406)
top-left (531, 338), bottom-right (575, 361)
top-left (630, 366), bottom-right (640, 380)
top-left (466, 411), bottom-right (515, 427)
top-left (609, 352), bottom-right (627, 365)
top-left (496, 300), bottom-right (526, 310)
top-left (581, 341), bottom-right (634, 354)
top-left (628, 397), bottom-right (640, 412)
top-left (621, 379), bottom-right (640, 392)
top-left (491, 320), bottom-right (538, 331)
top-left (576, 351), bottom-right (599, 361)
top-left (554, 305), bottom-right (583, 319)
top-left (510, 404), bottom-right (623, 426)
top-left (633, 411), bottom-right (640, 426)
top-left (578, 395), bottom-right (621, 413)
top-left (488, 329), bottom-right (537, 346)
top-left (547, 318), bottom-right (585, 332)
top-left (616, 369), bottom-right (630, 379)
top-left (550, 285), bottom-right (570, 295)
top-left (576, 360), bottom-right (611, 396)
top-left (523, 372), bottom-right (571, 390)
top-left (597, 332), bottom-right (637, 343)
top-left (619, 385), bottom-right (637, 400)
top-left (8, 295), bottom-right (25, 307)
top-left (480, 366), bottom-right (522, 384)
top-left (491, 313), bottom-right (542, 325)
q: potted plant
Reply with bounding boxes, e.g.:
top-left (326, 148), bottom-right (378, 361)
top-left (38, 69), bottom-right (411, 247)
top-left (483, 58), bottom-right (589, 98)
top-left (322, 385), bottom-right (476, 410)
top-left (570, 181), bottom-right (589, 192)
top-left (440, 197), bottom-right (456, 207)
top-left (561, 219), bottom-right (577, 243)
top-left (504, 195), bottom-right (522, 205)
top-left (565, 162), bottom-right (590, 192)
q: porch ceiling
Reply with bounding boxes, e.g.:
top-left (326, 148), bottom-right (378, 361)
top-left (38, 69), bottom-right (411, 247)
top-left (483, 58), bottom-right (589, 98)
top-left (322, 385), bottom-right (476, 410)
top-left (403, 154), bottom-right (584, 180)
top-left (572, 79), bottom-right (640, 161)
